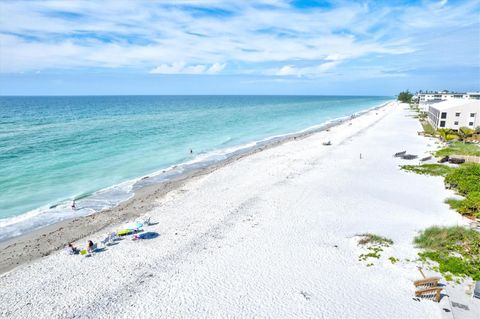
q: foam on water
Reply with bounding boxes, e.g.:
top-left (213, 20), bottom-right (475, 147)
top-left (0, 96), bottom-right (392, 241)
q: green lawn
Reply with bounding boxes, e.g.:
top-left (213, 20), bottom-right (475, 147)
top-left (400, 164), bottom-right (453, 176)
top-left (420, 121), bottom-right (436, 135)
top-left (435, 142), bottom-right (480, 157)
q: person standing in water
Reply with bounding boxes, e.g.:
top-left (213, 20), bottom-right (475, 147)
top-left (190, 149), bottom-right (193, 154)
top-left (71, 199), bottom-right (76, 210)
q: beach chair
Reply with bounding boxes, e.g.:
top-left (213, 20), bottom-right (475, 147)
top-left (474, 281), bottom-right (480, 299)
top-left (415, 287), bottom-right (443, 302)
top-left (136, 215), bottom-right (151, 226)
top-left (414, 277), bottom-right (441, 288)
top-left (143, 215), bottom-right (151, 225)
top-left (101, 234), bottom-right (109, 246)
top-left (101, 232), bottom-right (117, 246)
top-left (394, 151), bottom-right (406, 157)
top-left (401, 154), bottom-right (418, 160)
top-left (66, 247), bottom-right (77, 255)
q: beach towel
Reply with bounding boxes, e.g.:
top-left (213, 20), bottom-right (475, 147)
top-left (117, 229), bottom-right (134, 236)
top-left (124, 222), bottom-right (143, 231)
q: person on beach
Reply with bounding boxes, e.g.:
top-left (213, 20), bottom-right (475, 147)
top-left (67, 243), bottom-right (79, 255)
top-left (87, 240), bottom-right (95, 254)
top-left (71, 199), bottom-right (76, 210)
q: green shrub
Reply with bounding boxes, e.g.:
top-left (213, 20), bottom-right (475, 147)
top-left (435, 142), bottom-right (480, 157)
top-left (414, 226), bottom-right (480, 280)
top-left (446, 192), bottom-right (480, 218)
top-left (357, 233), bottom-right (393, 246)
top-left (357, 234), bottom-right (393, 265)
top-left (444, 163), bottom-right (480, 194)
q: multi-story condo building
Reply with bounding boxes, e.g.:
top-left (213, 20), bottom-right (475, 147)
top-left (428, 99), bottom-right (480, 130)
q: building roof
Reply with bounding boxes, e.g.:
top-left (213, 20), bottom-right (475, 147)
top-left (418, 92), bottom-right (466, 95)
top-left (429, 99), bottom-right (480, 111)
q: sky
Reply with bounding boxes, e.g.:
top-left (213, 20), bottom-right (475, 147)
top-left (0, 0), bottom-right (479, 95)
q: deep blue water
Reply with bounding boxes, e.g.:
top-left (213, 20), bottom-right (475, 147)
top-left (0, 95), bottom-right (391, 240)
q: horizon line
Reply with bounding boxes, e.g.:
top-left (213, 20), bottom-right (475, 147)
top-left (0, 94), bottom-right (395, 97)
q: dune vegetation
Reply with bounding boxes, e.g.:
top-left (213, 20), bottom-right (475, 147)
top-left (415, 226), bottom-right (480, 280)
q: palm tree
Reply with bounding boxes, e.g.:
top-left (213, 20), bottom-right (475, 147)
top-left (437, 128), bottom-right (457, 142)
top-left (457, 127), bottom-right (475, 143)
top-left (438, 128), bottom-right (448, 141)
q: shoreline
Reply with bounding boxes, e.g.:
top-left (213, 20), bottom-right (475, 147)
top-left (0, 101), bottom-right (392, 275)
top-left (2, 101), bottom-right (474, 318)
top-left (0, 100), bottom-right (391, 243)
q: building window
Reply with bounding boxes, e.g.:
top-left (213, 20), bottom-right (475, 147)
top-left (471, 113), bottom-right (476, 117)
top-left (455, 112), bottom-right (461, 117)
top-left (440, 121), bottom-right (446, 127)
top-left (469, 122), bottom-right (474, 126)
top-left (454, 121), bottom-right (459, 125)
top-left (441, 112), bottom-right (447, 119)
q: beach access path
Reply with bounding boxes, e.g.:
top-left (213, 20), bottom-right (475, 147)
top-left (0, 102), bottom-right (472, 319)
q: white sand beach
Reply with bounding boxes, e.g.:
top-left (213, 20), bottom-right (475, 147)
top-left (1, 102), bottom-right (476, 318)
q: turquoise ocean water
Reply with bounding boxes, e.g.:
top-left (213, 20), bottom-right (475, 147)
top-left (0, 96), bottom-right (391, 241)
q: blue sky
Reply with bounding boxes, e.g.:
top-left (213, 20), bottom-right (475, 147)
top-left (0, 0), bottom-right (479, 95)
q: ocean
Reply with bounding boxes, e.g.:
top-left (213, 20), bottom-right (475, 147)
top-left (0, 95), bottom-right (391, 241)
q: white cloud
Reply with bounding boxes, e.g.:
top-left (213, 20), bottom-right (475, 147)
top-left (272, 60), bottom-right (341, 77)
top-left (0, 0), bottom-right (478, 77)
top-left (206, 63), bottom-right (226, 74)
top-left (149, 62), bottom-right (225, 74)
top-left (275, 65), bottom-right (297, 76)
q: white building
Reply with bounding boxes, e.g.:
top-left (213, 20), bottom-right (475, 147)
top-left (467, 92), bottom-right (480, 100)
top-left (415, 91), bottom-right (480, 111)
top-left (417, 91), bottom-right (480, 103)
top-left (428, 99), bottom-right (480, 130)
